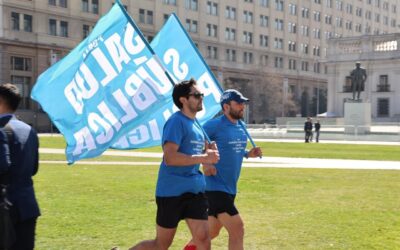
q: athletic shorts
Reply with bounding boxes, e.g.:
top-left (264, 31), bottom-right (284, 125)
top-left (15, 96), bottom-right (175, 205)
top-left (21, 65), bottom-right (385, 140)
top-left (206, 191), bottom-right (238, 218)
top-left (156, 192), bottom-right (209, 228)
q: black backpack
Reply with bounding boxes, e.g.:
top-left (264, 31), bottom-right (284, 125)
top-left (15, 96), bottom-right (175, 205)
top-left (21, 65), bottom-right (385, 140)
top-left (0, 125), bottom-right (16, 249)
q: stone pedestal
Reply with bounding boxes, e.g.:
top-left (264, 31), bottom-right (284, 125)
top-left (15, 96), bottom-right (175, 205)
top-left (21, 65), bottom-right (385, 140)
top-left (344, 101), bottom-right (371, 134)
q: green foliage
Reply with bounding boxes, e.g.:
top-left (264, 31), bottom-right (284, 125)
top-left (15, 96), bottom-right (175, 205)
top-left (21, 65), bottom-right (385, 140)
top-left (35, 165), bottom-right (400, 249)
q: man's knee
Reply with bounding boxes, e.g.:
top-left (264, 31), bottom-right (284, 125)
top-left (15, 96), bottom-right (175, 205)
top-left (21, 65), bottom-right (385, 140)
top-left (228, 219), bottom-right (244, 239)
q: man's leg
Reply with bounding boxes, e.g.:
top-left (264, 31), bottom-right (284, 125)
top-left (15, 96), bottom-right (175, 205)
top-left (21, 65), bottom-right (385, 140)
top-left (130, 225), bottom-right (176, 250)
top-left (217, 213), bottom-right (244, 250)
top-left (183, 216), bottom-right (222, 249)
top-left (185, 218), bottom-right (210, 250)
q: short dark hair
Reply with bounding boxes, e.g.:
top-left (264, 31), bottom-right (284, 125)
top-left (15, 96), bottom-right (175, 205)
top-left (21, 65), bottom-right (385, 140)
top-left (172, 78), bottom-right (196, 109)
top-left (0, 83), bottom-right (21, 111)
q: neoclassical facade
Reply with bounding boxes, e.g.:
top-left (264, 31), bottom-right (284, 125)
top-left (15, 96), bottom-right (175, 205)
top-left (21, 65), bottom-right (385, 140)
top-left (326, 33), bottom-right (400, 121)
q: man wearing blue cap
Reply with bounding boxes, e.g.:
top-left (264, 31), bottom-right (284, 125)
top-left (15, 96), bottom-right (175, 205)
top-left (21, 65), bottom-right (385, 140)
top-left (184, 89), bottom-right (262, 250)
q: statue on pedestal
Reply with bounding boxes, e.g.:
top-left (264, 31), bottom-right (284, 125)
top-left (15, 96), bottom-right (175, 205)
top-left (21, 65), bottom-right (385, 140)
top-left (350, 62), bottom-right (367, 101)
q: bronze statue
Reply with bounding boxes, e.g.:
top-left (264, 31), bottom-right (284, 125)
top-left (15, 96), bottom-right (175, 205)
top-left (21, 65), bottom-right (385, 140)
top-left (350, 62), bottom-right (367, 101)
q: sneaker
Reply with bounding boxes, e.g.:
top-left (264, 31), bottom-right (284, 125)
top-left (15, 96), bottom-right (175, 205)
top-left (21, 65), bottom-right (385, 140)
top-left (183, 244), bottom-right (196, 250)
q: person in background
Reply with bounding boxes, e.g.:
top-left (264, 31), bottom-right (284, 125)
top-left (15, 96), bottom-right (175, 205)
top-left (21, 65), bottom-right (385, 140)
top-left (304, 117), bottom-right (313, 143)
top-left (0, 83), bottom-right (40, 250)
top-left (315, 119), bottom-right (321, 143)
top-left (129, 79), bottom-right (219, 250)
top-left (184, 89), bottom-right (262, 250)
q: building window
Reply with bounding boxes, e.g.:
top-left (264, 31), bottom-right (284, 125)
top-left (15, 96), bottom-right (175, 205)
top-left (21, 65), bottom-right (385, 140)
top-left (260, 0), bottom-right (269, 7)
top-left (225, 6), bottom-right (236, 20)
top-left (207, 46), bottom-right (218, 59)
top-left (186, 19), bottom-right (198, 33)
top-left (377, 98), bottom-right (389, 117)
top-left (275, 0), bottom-right (284, 11)
top-left (226, 49), bottom-right (236, 62)
top-left (377, 75), bottom-right (390, 91)
top-left (375, 13), bottom-right (380, 22)
top-left (301, 25), bottom-right (309, 36)
top-left (289, 3), bottom-right (297, 15)
top-left (82, 0), bottom-right (89, 12)
top-left (49, 19), bottom-right (57, 36)
top-left (243, 11), bottom-right (253, 24)
top-left (243, 31), bottom-right (253, 44)
top-left (314, 11), bottom-right (321, 21)
top-left (313, 46), bottom-right (320, 56)
top-left (288, 22), bottom-right (296, 33)
top-left (301, 44), bottom-right (309, 54)
top-left (225, 27), bottom-right (236, 41)
top-left (60, 21), bottom-right (68, 37)
top-left (60, 0), bottom-right (67, 8)
top-left (139, 9), bottom-right (153, 24)
top-left (11, 56), bottom-right (32, 71)
top-left (301, 61), bottom-right (309, 71)
top-left (49, 0), bottom-right (56, 5)
top-left (206, 24), bottom-right (217, 37)
top-left (92, 0), bottom-right (99, 14)
top-left (346, 3), bottom-right (353, 14)
top-left (244, 52), bottom-right (253, 64)
top-left (313, 62), bottom-right (320, 73)
top-left (207, 1), bottom-right (218, 16)
top-left (185, 0), bottom-right (198, 11)
top-left (24, 14), bottom-right (32, 32)
top-left (289, 59), bottom-right (296, 70)
top-left (313, 28), bottom-right (321, 39)
top-left (325, 15), bottom-right (332, 24)
top-left (260, 15), bottom-right (269, 27)
top-left (288, 41), bottom-right (296, 51)
top-left (356, 7), bottom-right (362, 17)
top-left (301, 7), bottom-right (309, 18)
top-left (274, 38), bottom-right (283, 49)
top-left (11, 12), bottom-right (20, 31)
top-left (260, 35), bottom-right (268, 47)
top-left (163, 0), bottom-right (177, 5)
top-left (274, 57), bottom-right (283, 68)
top-left (11, 76), bottom-right (31, 109)
top-left (326, 0), bottom-right (332, 8)
top-left (275, 19), bottom-right (284, 30)
top-left (336, 0), bottom-right (343, 10)
top-left (83, 24), bottom-right (90, 38)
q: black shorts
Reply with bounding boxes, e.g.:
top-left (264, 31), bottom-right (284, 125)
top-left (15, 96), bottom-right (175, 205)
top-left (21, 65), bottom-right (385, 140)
top-left (156, 192), bottom-right (209, 228)
top-left (206, 191), bottom-right (238, 218)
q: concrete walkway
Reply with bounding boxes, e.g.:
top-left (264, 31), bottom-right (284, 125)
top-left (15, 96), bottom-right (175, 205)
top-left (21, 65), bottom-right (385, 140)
top-left (39, 148), bottom-right (400, 170)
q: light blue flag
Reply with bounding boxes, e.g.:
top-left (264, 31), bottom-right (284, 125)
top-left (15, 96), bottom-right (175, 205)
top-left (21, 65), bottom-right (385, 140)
top-left (112, 13), bottom-right (223, 149)
top-left (31, 2), bottom-right (174, 163)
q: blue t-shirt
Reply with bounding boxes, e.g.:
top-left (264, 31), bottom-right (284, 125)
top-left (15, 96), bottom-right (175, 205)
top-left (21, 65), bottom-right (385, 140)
top-left (156, 111), bottom-right (206, 197)
top-left (203, 115), bottom-right (247, 195)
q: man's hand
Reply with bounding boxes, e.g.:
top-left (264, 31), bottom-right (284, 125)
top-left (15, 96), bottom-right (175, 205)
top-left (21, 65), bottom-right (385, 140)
top-left (203, 164), bottom-right (217, 176)
top-left (248, 147), bottom-right (262, 158)
top-left (203, 149), bottom-right (219, 164)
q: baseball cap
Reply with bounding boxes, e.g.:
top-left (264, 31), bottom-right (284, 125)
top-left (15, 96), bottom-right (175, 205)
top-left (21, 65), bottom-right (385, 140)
top-left (220, 89), bottom-right (249, 106)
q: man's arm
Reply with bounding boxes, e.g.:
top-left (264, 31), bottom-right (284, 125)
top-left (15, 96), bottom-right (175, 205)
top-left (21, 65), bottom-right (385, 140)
top-left (163, 142), bottom-right (219, 166)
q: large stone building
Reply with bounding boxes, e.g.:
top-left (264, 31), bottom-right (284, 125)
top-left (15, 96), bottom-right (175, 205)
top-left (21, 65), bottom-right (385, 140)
top-left (327, 33), bottom-right (400, 121)
top-left (1, 0), bottom-right (399, 130)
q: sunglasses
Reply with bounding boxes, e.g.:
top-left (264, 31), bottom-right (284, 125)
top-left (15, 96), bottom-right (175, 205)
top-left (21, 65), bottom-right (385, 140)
top-left (187, 92), bottom-right (204, 99)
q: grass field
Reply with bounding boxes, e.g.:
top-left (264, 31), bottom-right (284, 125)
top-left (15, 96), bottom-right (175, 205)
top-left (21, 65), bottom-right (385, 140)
top-left (35, 136), bottom-right (400, 249)
top-left (40, 135), bottom-right (400, 161)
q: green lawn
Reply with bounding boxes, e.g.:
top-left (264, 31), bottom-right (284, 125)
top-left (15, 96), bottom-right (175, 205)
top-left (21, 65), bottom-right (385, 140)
top-left (39, 135), bottom-right (400, 161)
top-left (36, 136), bottom-right (400, 249)
top-left (35, 164), bottom-right (400, 249)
